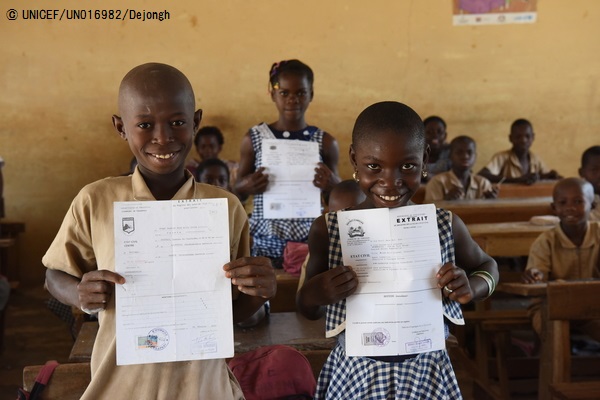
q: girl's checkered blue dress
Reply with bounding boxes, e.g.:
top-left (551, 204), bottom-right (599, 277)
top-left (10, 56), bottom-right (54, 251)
top-left (316, 208), bottom-right (463, 400)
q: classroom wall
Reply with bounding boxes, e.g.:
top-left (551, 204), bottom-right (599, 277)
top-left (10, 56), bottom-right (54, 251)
top-left (1, 0), bottom-right (599, 285)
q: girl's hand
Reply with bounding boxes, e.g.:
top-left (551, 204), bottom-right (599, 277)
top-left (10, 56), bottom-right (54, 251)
top-left (522, 268), bottom-right (544, 284)
top-left (436, 262), bottom-right (473, 304)
top-left (224, 256), bottom-right (276, 299)
top-left (77, 270), bottom-right (125, 314)
top-left (313, 162), bottom-right (340, 193)
top-left (305, 265), bottom-right (358, 306)
top-left (236, 167), bottom-right (269, 195)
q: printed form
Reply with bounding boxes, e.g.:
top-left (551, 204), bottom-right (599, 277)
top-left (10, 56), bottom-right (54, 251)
top-left (113, 198), bottom-right (233, 365)
top-left (337, 204), bottom-right (445, 357)
top-left (261, 139), bottom-right (321, 219)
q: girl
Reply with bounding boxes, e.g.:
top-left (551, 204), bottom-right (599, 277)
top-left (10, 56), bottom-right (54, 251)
top-left (297, 102), bottom-right (498, 399)
top-left (235, 59), bottom-right (340, 265)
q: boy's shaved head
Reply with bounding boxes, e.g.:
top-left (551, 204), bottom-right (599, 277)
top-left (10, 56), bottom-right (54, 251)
top-left (118, 63), bottom-right (195, 113)
top-left (553, 177), bottom-right (595, 203)
top-left (352, 101), bottom-right (425, 149)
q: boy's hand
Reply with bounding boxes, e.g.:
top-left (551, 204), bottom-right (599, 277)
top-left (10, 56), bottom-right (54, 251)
top-left (518, 172), bottom-right (540, 185)
top-left (522, 268), bottom-right (544, 284)
top-left (436, 262), bottom-right (472, 304)
top-left (237, 167), bottom-right (269, 195)
top-left (445, 185), bottom-right (464, 200)
top-left (483, 186), bottom-right (499, 199)
top-left (304, 265), bottom-right (358, 306)
top-left (224, 257), bottom-right (276, 299)
top-left (542, 170), bottom-right (562, 180)
top-left (313, 162), bottom-right (340, 193)
top-left (77, 270), bottom-right (125, 314)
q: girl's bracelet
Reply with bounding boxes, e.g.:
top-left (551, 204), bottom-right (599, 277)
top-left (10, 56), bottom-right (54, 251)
top-left (470, 270), bottom-right (496, 299)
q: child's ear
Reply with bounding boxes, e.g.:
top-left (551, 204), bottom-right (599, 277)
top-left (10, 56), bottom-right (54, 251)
top-left (349, 143), bottom-right (357, 169)
top-left (193, 109), bottom-right (203, 132)
top-left (591, 200), bottom-right (597, 210)
top-left (112, 115), bottom-right (127, 140)
top-left (551, 202), bottom-right (557, 213)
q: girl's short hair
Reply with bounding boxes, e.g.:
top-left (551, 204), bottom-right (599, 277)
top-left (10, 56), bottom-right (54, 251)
top-left (268, 59), bottom-right (314, 90)
top-left (195, 158), bottom-right (230, 182)
top-left (423, 116), bottom-right (447, 129)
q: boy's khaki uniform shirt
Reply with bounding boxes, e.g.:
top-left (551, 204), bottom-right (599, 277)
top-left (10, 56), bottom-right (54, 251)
top-left (484, 149), bottom-right (550, 178)
top-left (525, 221), bottom-right (600, 280)
top-left (591, 194), bottom-right (600, 222)
top-left (424, 170), bottom-right (494, 202)
top-left (43, 169), bottom-right (247, 400)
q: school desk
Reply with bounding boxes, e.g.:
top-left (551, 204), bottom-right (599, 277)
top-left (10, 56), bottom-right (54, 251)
top-left (498, 281), bottom-right (600, 400)
top-left (0, 219), bottom-right (25, 286)
top-left (496, 180), bottom-right (556, 199)
top-left (69, 321), bottom-right (99, 363)
top-left (466, 221), bottom-right (554, 257)
top-left (436, 196), bottom-right (554, 224)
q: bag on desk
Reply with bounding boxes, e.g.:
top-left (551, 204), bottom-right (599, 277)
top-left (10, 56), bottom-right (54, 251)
top-left (228, 345), bottom-right (316, 400)
top-left (282, 242), bottom-right (309, 277)
top-left (16, 360), bottom-right (59, 400)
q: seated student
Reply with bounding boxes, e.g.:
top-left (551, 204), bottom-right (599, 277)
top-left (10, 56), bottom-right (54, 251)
top-left (478, 119), bottom-right (561, 184)
top-left (522, 177), bottom-right (600, 343)
top-left (196, 158), bottom-right (231, 191)
top-left (296, 179), bottom-right (366, 290)
top-left (579, 145), bottom-right (600, 221)
top-left (422, 116), bottom-right (451, 182)
top-left (42, 63), bottom-right (276, 400)
top-left (187, 126), bottom-right (239, 187)
top-left (424, 135), bottom-right (497, 202)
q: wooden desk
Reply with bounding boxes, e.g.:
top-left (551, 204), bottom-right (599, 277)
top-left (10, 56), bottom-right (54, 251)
top-left (467, 222), bottom-right (554, 257)
top-left (497, 180), bottom-right (555, 199)
top-left (69, 321), bottom-right (99, 362)
top-left (0, 219), bottom-right (25, 285)
top-left (234, 312), bottom-right (333, 354)
top-left (436, 196), bottom-right (553, 224)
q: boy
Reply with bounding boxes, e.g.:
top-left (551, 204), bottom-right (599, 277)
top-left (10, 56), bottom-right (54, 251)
top-left (522, 177), bottom-right (600, 341)
top-left (422, 116), bottom-right (451, 182)
top-left (196, 157), bottom-right (231, 191)
top-left (478, 119), bottom-right (561, 184)
top-left (579, 145), bottom-right (600, 221)
top-left (424, 135), bottom-right (497, 201)
top-left (43, 63), bottom-right (276, 400)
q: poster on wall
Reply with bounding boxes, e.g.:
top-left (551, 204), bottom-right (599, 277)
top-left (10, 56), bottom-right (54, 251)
top-left (453, 0), bottom-right (538, 26)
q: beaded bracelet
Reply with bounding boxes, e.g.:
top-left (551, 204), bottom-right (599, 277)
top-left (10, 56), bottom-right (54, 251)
top-left (470, 270), bottom-right (496, 299)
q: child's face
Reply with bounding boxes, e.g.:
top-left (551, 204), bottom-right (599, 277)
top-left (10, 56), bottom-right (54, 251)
top-left (450, 141), bottom-right (476, 172)
top-left (199, 165), bottom-right (230, 190)
top-left (271, 72), bottom-right (313, 123)
top-left (509, 124), bottom-right (534, 154)
top-left (350, 130), bottom-right (427, 209)
top-left (328, 191), bottom-right (365, 212)
top-left (552, 184), bottom-right (592, 227)
top-left (424, 121), bottom-right (446, 153)
top-left (115, 86), bottom-right (201, 177)
top-left (195, 135), bottom-right (222, 161)
top-left (579, 155), bottom-right (600, 195)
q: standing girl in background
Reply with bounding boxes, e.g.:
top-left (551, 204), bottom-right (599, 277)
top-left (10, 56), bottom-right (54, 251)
top-left (235, 59), bottom-right (340, 266)
top-left (297, 101), bottom-right (498, 399)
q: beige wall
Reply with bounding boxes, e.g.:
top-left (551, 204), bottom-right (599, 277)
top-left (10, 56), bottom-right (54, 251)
top-left (1, 0), bottom-right (599, 285)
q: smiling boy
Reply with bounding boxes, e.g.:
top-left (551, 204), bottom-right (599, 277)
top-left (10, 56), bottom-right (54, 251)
top-left (43, 63), bottom-right (275, 399)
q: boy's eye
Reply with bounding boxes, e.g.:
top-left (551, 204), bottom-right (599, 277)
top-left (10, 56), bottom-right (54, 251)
top-left (137, 122), bottom-right (151, 129)
top-left (171, 120), bottom-right (185, 127)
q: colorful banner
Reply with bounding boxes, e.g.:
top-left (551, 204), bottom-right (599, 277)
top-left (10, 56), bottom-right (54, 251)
top-left (453, 0), bottom-right (538, 26)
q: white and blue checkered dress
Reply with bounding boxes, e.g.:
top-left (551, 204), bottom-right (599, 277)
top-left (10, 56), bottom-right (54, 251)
top-left (316, 209), bottom-right (464, 400)
top-left (248, 123), bottom-right (324, 259)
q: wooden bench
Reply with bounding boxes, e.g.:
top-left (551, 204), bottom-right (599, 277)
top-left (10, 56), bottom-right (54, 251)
top-left (23, 362), bottom-right (91, 400)
top-left (435, 197), bottom-right (554, 224)
top-left (270, 270), bottom-right (300, 313)
top-left (69, 321), bottom-right (98, 362)
top-left (467, 221), bottom-right (554, 257)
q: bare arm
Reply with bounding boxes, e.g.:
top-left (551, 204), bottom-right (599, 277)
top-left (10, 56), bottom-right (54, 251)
top-left (296, 215), bottom-right (358, 319)
top-left (313, 132), bottom-right (341, 197)
top-left (233, 132), bottom-right (269, 200)
top-left (437, 213), bottom-right (499, 304)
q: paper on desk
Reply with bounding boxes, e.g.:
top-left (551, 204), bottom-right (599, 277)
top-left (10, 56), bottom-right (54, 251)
top-left (261, 139), bottom-right (321, 219)
top-left (338, 204), bottom-right (445, 357)
top-left (113, 198), bottom-right (233, 365)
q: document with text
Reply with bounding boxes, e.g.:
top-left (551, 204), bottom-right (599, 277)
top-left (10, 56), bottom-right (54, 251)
top-left (113, 198), bottom-right (233, 365)
top-left (261, 139), bottom-right (321, 219)
top-left (337, 204), bottom-right (445, 357)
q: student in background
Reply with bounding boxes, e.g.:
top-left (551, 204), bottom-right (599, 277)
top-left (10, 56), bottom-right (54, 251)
top-left (424, 135), bottom-right (497, 202)
top-left (522, 177), bottom-right (600, 342)
top-left (196, 158), bottom-right (231, 191)
top-left (235, 59), bottom-right (340, 267)
top-left (422, 115), bottom-right (451, 182)
top-left (579, 145), bottom-right (600, 221)
top-left (43, 63), bottom-right (275, 400)
top-left (298, 101), bottom-right (498, 399)
top-left (187, 126), bottom-right (239, 187)
top-left (478, 119), bottom-right (561, 184)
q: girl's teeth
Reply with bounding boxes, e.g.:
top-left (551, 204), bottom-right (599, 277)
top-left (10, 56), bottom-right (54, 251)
top-left (380, 195), bottom-right (399, 201)
top-left (153, 153), bottom-right (175, 159)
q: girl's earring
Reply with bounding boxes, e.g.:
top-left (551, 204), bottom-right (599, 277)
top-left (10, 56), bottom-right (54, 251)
top-left (353, 171), bottom-right (359, 182)
top-left (422, 170), bottom-right (428, 179)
